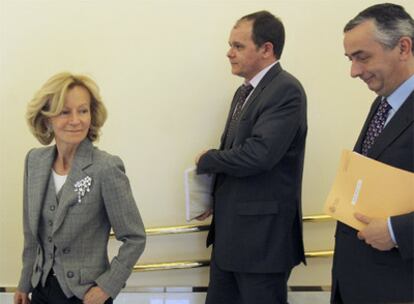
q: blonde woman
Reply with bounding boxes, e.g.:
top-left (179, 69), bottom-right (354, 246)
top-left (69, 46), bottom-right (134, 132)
top-left (14, 72), bottom-right (146, 304)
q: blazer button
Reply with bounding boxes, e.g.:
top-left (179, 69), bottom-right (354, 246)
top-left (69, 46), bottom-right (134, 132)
top-left (48, 220), bottom-right (53, 226)
top-left (50, 205), bottom-right (56, 211)
top-left (63, 247), bottom-right (71, 254)
top-left (67, 271), bottom-right (74, 278)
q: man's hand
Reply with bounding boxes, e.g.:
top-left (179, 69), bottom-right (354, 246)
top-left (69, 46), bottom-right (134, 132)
top-left (196, 208), bottom-right (213, 221)
top-left (83, 286), bottom-right (110, 304)
top-left (195, 150), bottom-right (209, 165)
top-left (355, 213), bottom-right (395, 251)
top-left (14, 291), bottom-right (30, 304)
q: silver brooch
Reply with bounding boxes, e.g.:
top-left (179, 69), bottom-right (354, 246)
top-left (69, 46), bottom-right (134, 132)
top-left (74, 176), bottom-right (92, 203)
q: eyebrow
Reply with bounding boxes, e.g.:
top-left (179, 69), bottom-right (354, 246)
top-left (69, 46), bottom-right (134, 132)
top-left (345, 50), bottom-right (364, 58)
top-left (62, 103), bottom-right (90, 109)
top-left (229, 41), bottom-right (244, 47)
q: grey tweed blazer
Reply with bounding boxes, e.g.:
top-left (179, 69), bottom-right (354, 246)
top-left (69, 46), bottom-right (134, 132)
top-left (17, 139), bottom-right (146, 299)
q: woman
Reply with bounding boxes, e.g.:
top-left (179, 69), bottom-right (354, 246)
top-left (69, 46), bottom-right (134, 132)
top-left (14, 72), bottom-right (146, 304)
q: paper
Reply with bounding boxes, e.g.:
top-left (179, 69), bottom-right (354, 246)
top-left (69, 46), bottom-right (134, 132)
top-left (184, 166), bottom-right (213, 222)
top-left (324, 150), bottom-right (414, 230)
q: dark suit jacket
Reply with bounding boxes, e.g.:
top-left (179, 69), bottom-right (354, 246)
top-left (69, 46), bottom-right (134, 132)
top-left (197, 63), bottom-right (307, 273)
top-left (332, 93), bottom-right (414, 304)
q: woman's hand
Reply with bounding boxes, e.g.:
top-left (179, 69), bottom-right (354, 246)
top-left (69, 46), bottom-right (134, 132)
top-left (14, 290), bottom-right (30, 304)
top-left (83, 286), bottom-right (110, 304)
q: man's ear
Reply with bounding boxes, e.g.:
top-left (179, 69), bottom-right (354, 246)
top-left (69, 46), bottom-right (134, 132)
top-left (261, 42), bottom-right (275, 58)
top-left (398, 36), bottom-right (412, 59)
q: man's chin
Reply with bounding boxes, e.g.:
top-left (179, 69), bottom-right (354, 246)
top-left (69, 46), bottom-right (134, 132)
top-left (366, 82), bottom-right (380, 94)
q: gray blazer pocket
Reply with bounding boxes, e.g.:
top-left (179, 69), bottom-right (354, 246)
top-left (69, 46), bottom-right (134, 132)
top-left (67, 197), bottom-right (96, 214)
top-left (80, 267), bottom-right (104, 284)
top-left (237, 201), bottom-right (279, 215)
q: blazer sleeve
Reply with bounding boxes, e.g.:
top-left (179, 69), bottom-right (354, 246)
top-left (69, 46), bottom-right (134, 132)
top-left (391, 212), bottom-right (414, 261)
top-left (17, 150), bottom-right (37, 293)
top-left (94, 156), bottom-right (146, 298)
top-left (198, 81), bottom-right (306, 177)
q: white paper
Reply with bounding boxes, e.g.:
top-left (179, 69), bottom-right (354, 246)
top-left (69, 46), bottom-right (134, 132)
top-left (351, 179), bottom-right (363, 205)
top-left (184, 166), bottom-right (213, 222)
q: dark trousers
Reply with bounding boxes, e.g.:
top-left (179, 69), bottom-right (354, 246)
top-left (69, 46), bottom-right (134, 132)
top-left (331, 283), bottom-right (344, 304)
top-left (206, 255), bottom-right (291, 304)
top-left (31, 273), bottom-right (113, 304)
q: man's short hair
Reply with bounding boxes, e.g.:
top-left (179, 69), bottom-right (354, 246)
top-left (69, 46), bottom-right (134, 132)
top-left (239, 10), bottom-right (285, 59)
top-left (344, 3), bottom-right (414, 53)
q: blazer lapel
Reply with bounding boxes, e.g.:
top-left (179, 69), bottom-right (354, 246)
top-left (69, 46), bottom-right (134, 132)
top-left (219, 63), bottom-right (283, 149)
top-left (28, 146), bottom-right (56, 237)
top-left (53, 139), bottom-right (93, 234)
top-left (369, 92), bottom-right (414, 159)
top-left (220, 87), bottom-right (242, 149)
top-left (240, 63), bottom-right (283, 119)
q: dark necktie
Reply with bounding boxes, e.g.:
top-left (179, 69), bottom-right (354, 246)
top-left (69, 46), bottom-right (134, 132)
top-left (225, 84), bottom-right (254, 148)
top-left (361, 98), bottom-right (392, 155)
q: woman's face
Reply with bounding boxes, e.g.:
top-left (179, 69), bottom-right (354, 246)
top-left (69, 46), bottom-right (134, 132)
top-left (49, 85), bottom-right (91, 148)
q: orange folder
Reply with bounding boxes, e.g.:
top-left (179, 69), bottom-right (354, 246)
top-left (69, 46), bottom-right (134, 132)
top-left (324, 150), bottom-right (414, 230)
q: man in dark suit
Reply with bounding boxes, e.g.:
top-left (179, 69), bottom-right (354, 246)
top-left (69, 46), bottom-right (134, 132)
top-left (195, 11), bottom-right (307, 304)
top-left (331, 3), bottom-right (414, 304)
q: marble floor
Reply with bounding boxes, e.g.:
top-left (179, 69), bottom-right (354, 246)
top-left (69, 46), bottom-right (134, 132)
top-left (0, 291), bottom-right (331, 304)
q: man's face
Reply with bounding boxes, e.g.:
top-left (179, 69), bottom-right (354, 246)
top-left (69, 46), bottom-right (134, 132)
top-left (227, 20), bottom-right (264, 81)
top-left (344, 20), bottom-right (404, 96)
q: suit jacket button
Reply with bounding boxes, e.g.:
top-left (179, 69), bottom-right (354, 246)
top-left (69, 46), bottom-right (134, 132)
top-left (67, 271), bottom-right (74, 278)
top-left (50, 205), bottom-right (56, 211)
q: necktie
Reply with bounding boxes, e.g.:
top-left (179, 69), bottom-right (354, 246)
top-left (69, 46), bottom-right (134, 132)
top-left (232, 84), bottom-right (254, 121)
top-left (225, 84), bottom-right (254, 148)
top-left (361, 98), bottom-right (392, 155)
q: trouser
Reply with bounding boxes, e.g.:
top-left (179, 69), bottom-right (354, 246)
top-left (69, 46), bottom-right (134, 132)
top-left (31, 272), bottom-right (113, 304)
top-left (206, 255), bottom-right (291, 304)
top-left (331, 283), bottom-right (344, 304)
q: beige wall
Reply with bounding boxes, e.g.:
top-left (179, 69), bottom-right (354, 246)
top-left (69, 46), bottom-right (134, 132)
top-left (1, 0), bottom-right (412, 287)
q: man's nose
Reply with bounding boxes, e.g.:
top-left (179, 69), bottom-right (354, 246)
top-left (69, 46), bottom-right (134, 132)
top-left (350, 61), bottom-right (363, 78)
top-left (227, 47), bottom-right (234, 58)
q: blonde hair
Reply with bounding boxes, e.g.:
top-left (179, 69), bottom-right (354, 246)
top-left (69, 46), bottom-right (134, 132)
top-left (26, 72), bottom-right (108, 145)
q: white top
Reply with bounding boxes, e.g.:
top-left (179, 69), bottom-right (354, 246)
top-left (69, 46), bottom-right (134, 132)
top-left (52, 170), bottom-right (67, 194)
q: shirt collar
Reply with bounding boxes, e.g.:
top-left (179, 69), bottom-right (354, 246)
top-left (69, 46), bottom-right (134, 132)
top-left (245, 61), bottom-right (278, 88)
top-left (386, 74), bottom-right (414, 111)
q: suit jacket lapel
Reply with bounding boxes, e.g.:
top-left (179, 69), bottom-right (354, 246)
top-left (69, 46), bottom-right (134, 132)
top-left (369, 92), bottom-right (414, 159)
top-left (28, 146), bottom-right (55, 237)
top-left (53, 139), bottom-right (93, 234)
top-left (240, 63), bottom-right (283, 119)
top-left (220, 87), bottom-right (241, 149)
top-left (219, 63), bottom-right (283, 149)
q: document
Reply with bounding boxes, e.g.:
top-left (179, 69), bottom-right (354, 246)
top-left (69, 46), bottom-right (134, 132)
top-left (184, 166), bottom-right (213, 222)
top-left (324, 150), bottom-right (414, 230)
